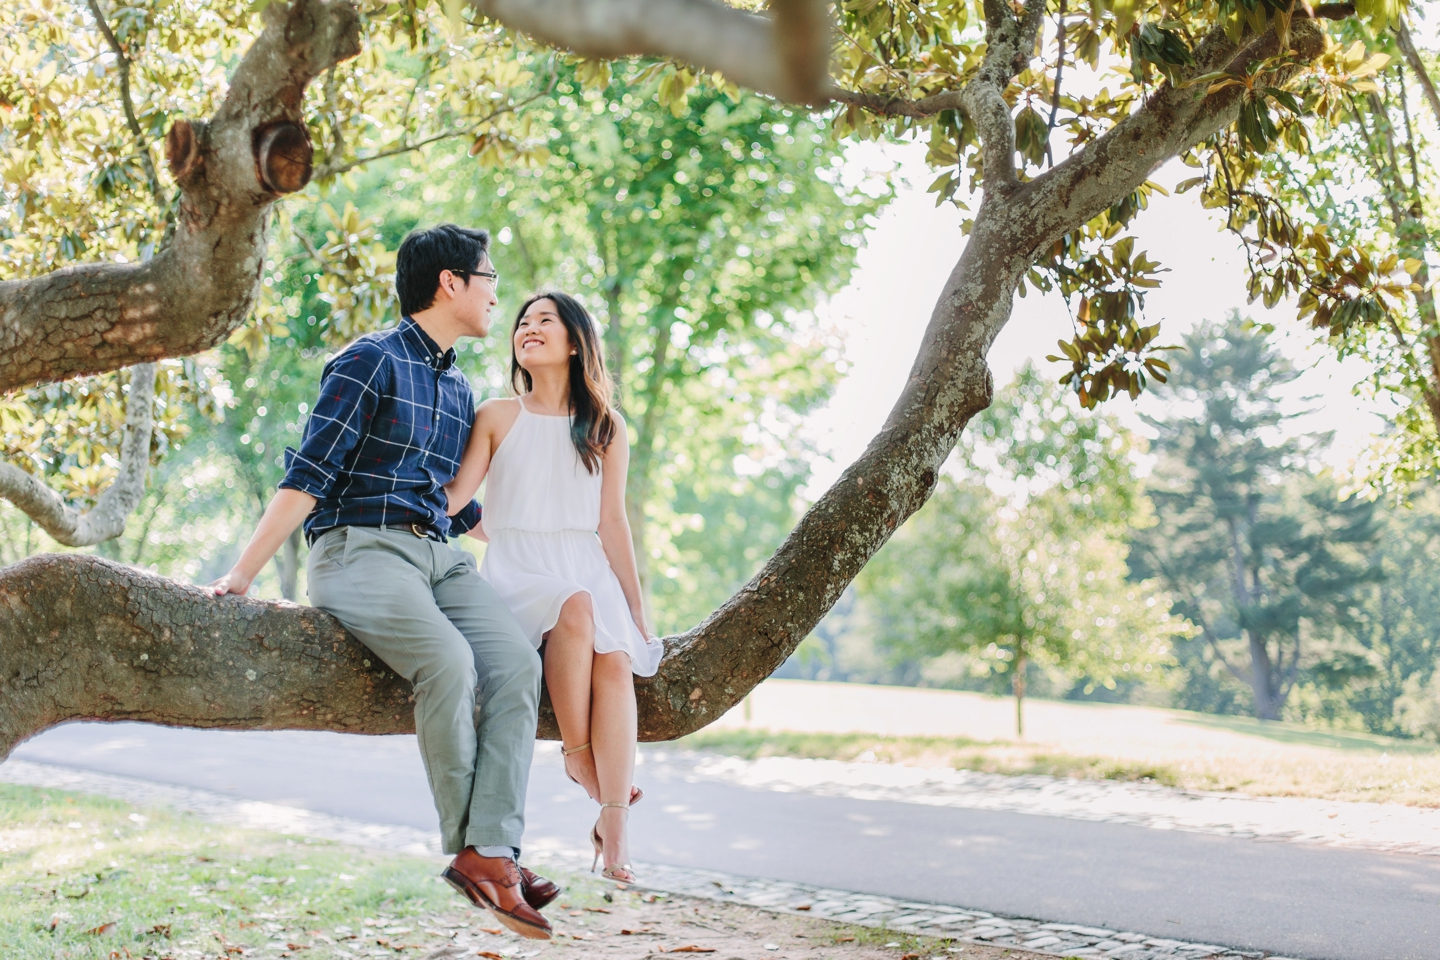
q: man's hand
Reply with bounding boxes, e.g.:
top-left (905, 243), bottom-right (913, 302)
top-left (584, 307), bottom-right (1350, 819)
top-left (210, 568), bottom-right (255, 597)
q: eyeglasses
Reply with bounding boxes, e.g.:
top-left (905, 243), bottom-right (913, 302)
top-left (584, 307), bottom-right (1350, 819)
top-left (450, 268), bottom-right (500, 292)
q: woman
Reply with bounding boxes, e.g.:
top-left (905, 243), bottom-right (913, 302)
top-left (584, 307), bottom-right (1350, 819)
top-left (447, 291), bottom-right (661, 883)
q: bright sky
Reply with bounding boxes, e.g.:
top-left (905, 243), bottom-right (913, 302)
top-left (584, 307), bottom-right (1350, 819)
top-left (803, 139), bottom-right (1397, 495)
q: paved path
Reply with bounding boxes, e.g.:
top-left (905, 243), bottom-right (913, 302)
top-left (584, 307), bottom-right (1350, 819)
top-left (8, 722), bottom-right (1440, 960)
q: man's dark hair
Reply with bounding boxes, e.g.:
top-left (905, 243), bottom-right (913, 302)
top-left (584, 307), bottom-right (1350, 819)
top-left (394, 224), bottom-right (490, 317)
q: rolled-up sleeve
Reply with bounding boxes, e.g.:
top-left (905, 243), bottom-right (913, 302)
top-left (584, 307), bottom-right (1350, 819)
top-left (280, 342), bottom-right (388, 499)
top-left (449, 499), bottom-right (482, 536)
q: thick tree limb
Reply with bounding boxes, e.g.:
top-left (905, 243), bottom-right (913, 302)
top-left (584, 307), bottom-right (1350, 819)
top-left (0, 364), bottom-right (156, 547)
top-left (469, 0), bottom-right (831, 105)
top-left (0, 555), bottom-right (414, 759)
top-left (0, 0), bottom-right (361, 394)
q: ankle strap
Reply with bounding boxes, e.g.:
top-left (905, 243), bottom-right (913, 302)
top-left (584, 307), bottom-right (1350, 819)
top-left (600, 801), bottom-right (630, 810)
top-left (562, 741), bottom-right (591, 756)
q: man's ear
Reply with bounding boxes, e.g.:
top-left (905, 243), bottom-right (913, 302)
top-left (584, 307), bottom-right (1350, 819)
top-left (435, 270), bottom-right (457, 302)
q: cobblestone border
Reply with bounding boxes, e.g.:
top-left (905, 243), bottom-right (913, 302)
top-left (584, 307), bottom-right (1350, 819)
top-left (0, 759), bottom-right (1307, 960)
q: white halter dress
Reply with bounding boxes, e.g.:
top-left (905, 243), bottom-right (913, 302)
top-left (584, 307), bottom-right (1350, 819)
top-left (479, 399), bottom-right (662, 677)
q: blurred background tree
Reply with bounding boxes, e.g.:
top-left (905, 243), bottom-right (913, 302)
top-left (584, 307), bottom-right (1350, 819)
top-left (1130, 316), bottom-right (1380, 721)
top-left (855, 365), bottom-right (1182, 734)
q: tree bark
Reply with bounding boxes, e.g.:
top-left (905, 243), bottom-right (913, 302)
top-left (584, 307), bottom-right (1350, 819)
top-left (0, 12), bottom-right (1335, 754)
top-left (0, 0), bottom-right (360, 394)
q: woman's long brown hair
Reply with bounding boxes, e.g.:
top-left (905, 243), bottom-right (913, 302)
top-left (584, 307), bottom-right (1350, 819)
top-left (510, 291), bottom-right (617, 474)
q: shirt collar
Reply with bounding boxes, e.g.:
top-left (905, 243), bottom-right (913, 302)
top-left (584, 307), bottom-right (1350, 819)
top-left (400, 317), bottom-right (457, 371)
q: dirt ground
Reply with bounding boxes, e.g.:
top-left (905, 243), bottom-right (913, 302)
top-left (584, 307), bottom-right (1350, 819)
top-left (419, 885), bottom-right (1050, 960)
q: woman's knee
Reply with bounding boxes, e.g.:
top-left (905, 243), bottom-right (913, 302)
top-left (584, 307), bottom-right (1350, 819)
top-left (592, 651), bottom-right (634, 687)
top-left (551, 592), bottom-right (595, 639)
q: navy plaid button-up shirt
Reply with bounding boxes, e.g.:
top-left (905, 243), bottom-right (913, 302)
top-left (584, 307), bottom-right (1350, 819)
top-left (280, 317), bottom-right (481, 542)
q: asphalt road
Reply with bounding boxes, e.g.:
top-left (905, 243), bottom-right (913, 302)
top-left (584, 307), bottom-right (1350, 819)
top-left (9, 722), bottom-right (1440, 960)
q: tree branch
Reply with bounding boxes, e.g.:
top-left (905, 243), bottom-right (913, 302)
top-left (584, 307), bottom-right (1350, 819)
top-left (827, 87), bottom-right (964, 118)
top-left (0, 364), bottom-right (156, 547)
top-left (1046, 0), bottom-right (1068, 168)
top-left (960, 0), bottom-right (1046, 189)
top-left (1396, 20), bottom-right (1440, 134)
top-left (86, 0), bottom-right (166, 212)
top-left (314, 83), bottom-right (554, 180)
top-left (470, 0), bottom-right (832, 104)
top-left (1200, 623), bottom-right (1251, 684)
top-left (1023, 18), bottom-right (1330, 256)
top-left (0, 0), bottom-right (361, 394)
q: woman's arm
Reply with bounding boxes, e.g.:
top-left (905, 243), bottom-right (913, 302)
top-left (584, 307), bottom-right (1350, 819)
top-left (596, 415), bottom-right (649, 638)
top-left (445, 398), bottom-right (516, 515)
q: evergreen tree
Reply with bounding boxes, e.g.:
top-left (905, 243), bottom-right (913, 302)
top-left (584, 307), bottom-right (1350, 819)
top-left (1130, 315), bottom-right (1380, 720)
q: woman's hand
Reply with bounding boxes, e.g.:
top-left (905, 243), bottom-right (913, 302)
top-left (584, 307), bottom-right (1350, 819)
top-left (630, 605), bottom-right (651, 641)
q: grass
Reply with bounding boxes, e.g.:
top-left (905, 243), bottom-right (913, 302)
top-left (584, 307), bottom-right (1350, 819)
top-left (0, 782), bottom-right (475, 959)
top-left (678, 728), bottom-right (1440, 806)
top-left (1174, 713), bottom-right (1440, 755)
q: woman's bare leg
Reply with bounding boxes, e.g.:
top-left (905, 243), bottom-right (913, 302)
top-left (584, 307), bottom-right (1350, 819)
top-left (542, 592), bottom-right (599, 800)
top-left (591, 650), bottom-right (637, 873)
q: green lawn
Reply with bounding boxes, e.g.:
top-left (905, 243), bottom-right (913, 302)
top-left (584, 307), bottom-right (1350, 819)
top-left (0, 782), bottom-right (490, 959)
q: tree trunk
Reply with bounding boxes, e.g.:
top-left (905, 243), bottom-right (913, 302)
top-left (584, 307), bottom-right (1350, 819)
top-left (1012, 644), bottom-right (1027, 738)
top-left (1246, 630), bottom-right (1281, 720)
top-left (274, 527), bottom-right (304, 602)
top-left (625, 317), bottom-right (673, 608)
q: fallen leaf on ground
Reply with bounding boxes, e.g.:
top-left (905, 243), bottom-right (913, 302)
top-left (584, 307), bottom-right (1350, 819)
top-left (584, 907), bottom-right (611, 913)
top-left (286, 944), bottom-right (311, 950)
top-left (837, 936), bottom-right (856, 943)
top-left (793, 904), bottom-right (812, 910)
top-left (477, 952), bottom-right (503, 959)
top-left (902, 954), bottom-right (923, 959)
top-left (86, 921), bottom-right (117, 935)
top-left (663, 947), bottom-right (717, 954)
top-left (477, 927), bottom-right (502, 935)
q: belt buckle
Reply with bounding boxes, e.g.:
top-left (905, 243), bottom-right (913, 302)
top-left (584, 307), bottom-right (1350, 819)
top-left (410, 522), bottom-right (429, 540)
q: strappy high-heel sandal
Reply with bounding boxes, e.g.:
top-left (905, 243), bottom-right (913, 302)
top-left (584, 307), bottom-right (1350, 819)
top-left (562, 742), bottom-right (643, 805)
top-left (590, 801), bottom-right (635, 884)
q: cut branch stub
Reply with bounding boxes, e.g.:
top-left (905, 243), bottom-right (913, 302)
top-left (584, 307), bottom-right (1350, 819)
top-left (164, 118), bottom-right (203, 183)
top-left (256, 122), bottom-right (314, 194)
top-left (0, 0), bottom-right (361, 394)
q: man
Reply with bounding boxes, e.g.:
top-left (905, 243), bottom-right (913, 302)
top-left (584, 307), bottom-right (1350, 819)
top-left (211, 224), bottom-right (555, 940)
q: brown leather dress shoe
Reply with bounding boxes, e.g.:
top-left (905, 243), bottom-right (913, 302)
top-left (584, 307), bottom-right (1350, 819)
top-left (442, 848), bottom-right (552, 940)
top-left (519, 865), bottom-right (561, 911)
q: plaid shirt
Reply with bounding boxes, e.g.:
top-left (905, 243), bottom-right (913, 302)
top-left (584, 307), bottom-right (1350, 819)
top-left (280, 317), bottom-right (481, 542)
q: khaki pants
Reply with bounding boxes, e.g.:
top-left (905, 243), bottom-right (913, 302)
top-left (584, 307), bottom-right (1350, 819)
top-left (307, 525), bottom-right (540, 855)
